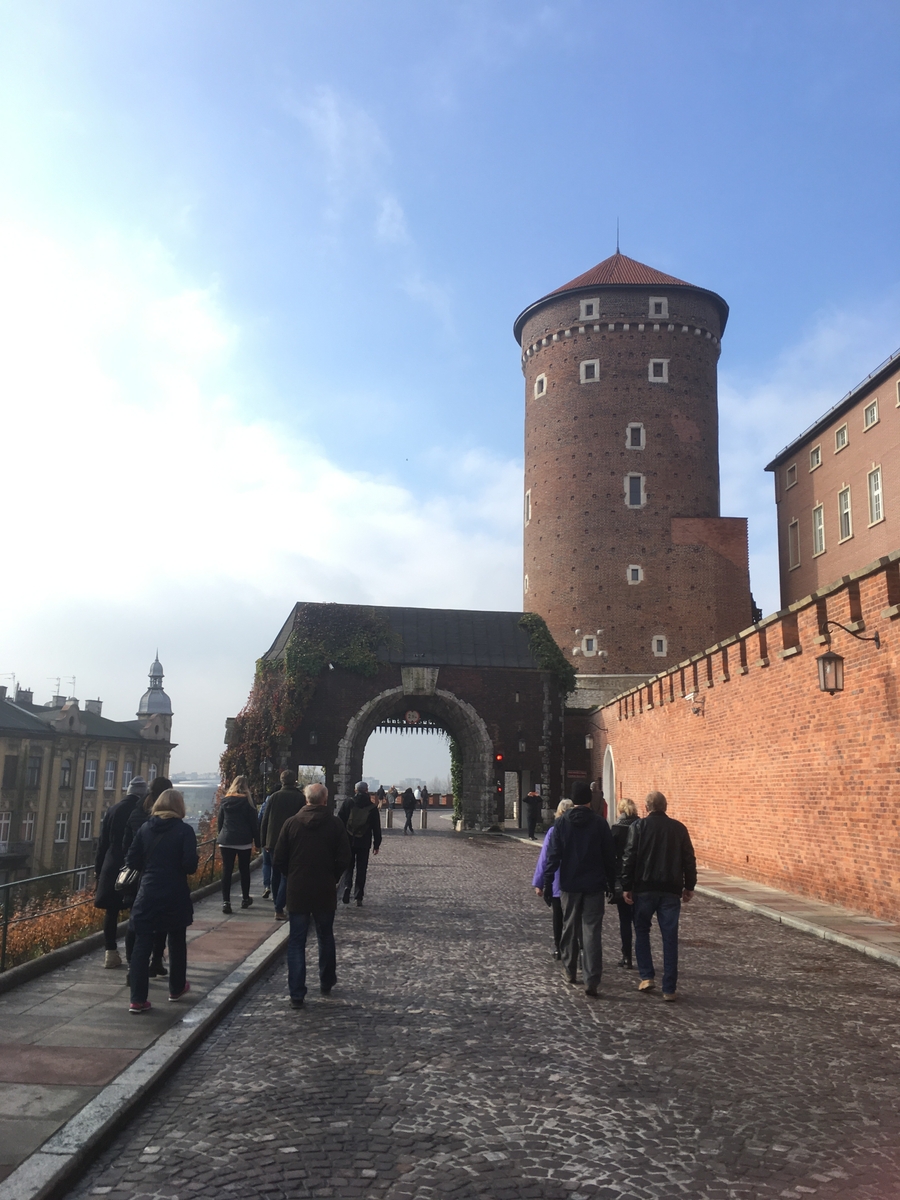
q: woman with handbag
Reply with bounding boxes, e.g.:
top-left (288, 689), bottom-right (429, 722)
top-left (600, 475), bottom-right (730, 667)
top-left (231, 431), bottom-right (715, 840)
top-left (217, 776), bottom-right (260, 914)
top-left (120, 775), bottom-right (172, 983)
top-left (124, 788), bottom-right (199, 1014)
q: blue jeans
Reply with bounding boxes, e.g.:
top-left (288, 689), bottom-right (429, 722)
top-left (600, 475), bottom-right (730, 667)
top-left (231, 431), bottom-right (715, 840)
top-left (634, 891), bottom-right (682, 994)
top-left (287, 910), bottom-right (336, 1000)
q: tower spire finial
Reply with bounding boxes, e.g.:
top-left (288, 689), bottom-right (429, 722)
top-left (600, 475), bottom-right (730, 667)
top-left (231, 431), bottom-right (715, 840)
top-left (616, 217), bottom-right (620, 254)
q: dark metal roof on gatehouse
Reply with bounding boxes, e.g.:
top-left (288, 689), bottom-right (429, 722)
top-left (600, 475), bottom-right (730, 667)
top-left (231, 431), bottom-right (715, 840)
top-left (265, 604), bottom-right (542, 671)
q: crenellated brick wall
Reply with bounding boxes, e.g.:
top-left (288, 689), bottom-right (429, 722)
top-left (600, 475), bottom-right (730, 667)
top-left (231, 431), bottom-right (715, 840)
top-left (591, 551), bottom-right (900, 920)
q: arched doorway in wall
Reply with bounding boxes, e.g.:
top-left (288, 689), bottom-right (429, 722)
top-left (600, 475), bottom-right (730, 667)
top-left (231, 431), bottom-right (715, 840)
top-left (334, 685), bottom-right (495, 828)
top-left (602, 745), bottom-right (616, 822)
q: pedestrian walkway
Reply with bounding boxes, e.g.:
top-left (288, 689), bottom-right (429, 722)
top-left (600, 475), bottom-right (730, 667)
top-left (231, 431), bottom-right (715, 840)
top-left (0, 882), bottom-right (287, 1196)
top-left (53, 825), bottom-right (900, 1200)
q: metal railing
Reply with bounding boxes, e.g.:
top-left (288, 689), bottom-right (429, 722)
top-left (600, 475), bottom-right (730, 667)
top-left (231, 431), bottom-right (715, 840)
top-left (0, 837), bottom-right (221, 973)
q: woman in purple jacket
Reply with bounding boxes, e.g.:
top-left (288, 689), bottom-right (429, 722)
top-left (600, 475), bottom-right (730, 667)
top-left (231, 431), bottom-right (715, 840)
top-left (532, 799), bottom-right (573, 959)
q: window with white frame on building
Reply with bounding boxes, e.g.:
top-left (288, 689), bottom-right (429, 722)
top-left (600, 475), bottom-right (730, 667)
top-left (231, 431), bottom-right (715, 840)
top-left (785, 463), bottom-right (797, 489)
top-left (627, 564), bottom-right (643, 584)
top-left (648, 359), bottom-right (668, 383)
top-left (626, 423), bottom-right (645, 449)
top-left (838, 487), bottom-right (853, 541)
top-left (582, 636), bottom-right (596, 656)
top-left (579, 298), bottom-right (599, 320)
top-left (524, 489), bottom-right (531, 525)
top-left (59, 759), bottom-right (71, 788)
top-left (868, 467), bottom-right (883, 524)
top-left (148, 763), bottom-right (158, 782)
top-left (835, 424), bottom-right (848, 452)
top-left (0, 811), bottom-right (10, 850)
top-left (864, 399), bottom-right (879, 429)
top-left (54, 811), bottom-right (69, 843)
top-left (652, 635), bottom-right (667, 657)
top-left (22, 811), bottom-right (35, 842)
top-left (26, 755), bottom-right (42, 789)
top-left (649, 297), bottom-right (668, 319)
top-left (812, 505), bottom-right (825, 556)
top-left (104, 759), bottom-right (116, 790)
top-left (533, 373), bottom-right (546, 398)
top-left (625, 474), bottom-right (644, 508)
top-left (79, 809), bottom-right (93, 841)
top-left (580, 359), bottom-right (599, 383)
top-left (75, 868), bottom-right (89, 892)
top-left (122, 761), bottom-right (134, 790)
top-left (809, 445), bottom-right (821, 471)
top-left (84, 759), bottom-right (98, 790)
top-left (788, 519), bottom-right (801, 568)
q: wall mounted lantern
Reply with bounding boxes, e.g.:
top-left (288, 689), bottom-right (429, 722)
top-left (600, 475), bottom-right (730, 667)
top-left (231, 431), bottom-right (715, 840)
top-left (817, 621), bottom-right (881, 695)
top-left (584, 734), bottom-right (594, 750)
top-left (518, 737), bottom-right (526, 753)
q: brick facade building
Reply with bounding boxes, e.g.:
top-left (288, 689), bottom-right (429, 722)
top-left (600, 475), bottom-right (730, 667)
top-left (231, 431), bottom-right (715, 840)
top-left (515, 251), bottom-right (752, 709)
top-left (589, 552), bottom-right (900, 920)
top-left (767, 347), bottom-right (900, 608)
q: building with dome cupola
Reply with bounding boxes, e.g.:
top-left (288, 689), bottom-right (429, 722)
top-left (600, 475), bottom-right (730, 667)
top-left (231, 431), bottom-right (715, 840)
top-left (515, 251), bottom-right (753, 709)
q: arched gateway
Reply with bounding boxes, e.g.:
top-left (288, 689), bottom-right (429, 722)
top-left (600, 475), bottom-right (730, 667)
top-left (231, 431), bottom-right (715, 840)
top-left (225, 604), bottom-right (575, 828)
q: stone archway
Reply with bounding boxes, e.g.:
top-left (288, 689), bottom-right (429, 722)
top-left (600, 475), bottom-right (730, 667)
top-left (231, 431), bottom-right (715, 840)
top-left (334, 682), bottom-right (495, 828)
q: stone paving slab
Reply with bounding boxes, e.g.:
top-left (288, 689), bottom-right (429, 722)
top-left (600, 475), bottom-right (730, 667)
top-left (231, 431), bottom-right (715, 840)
top-left (59, 821), bottom-right (900, 1200)
top-left (0, 876), bottom-right (287, 1187)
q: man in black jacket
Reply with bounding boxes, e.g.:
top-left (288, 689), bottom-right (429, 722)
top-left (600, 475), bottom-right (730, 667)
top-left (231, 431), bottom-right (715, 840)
top-left (260, 770), bottom-right (305, 920)
top-left (621, 790), bottom-right (696, 1002)
top-left (542, 781), bottom-right (616, 997)
top-left (337, 782), bottom-right (382, 906)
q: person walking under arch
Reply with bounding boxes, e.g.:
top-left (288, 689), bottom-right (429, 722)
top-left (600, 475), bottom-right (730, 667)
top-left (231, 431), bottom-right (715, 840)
top-left (218, 776), bottom-right (260, 914)
top-left (523, 789), bottom-right (542, 840)
top-left (401, 787), bottom-right (418, 834)
top-left (337, 782), bottom-right (382, 906)
top-left (260, 770), bottom-right (306, 920)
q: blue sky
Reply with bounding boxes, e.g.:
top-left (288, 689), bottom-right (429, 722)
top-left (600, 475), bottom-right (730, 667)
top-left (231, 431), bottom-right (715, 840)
top-left (2, 1), bottom-right (899, 776)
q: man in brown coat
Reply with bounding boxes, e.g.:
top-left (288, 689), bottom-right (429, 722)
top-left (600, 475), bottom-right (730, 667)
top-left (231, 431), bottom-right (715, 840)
top-left (273, 783), bottom-right (350, 1008)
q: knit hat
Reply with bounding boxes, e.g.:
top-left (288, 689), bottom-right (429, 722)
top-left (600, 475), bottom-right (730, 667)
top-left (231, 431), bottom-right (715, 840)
top-left (129, 776), bottom-right (150, 798)
top-left (571, 780), bottom-right (592, 805)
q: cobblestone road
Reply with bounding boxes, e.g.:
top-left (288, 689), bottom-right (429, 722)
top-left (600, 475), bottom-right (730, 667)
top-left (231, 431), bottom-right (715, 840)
top-left (70, 826), bottom-right (900, 1200)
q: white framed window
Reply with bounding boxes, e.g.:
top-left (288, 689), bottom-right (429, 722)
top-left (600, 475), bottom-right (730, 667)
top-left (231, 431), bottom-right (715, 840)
top-left (625, 474), bottom-right (645, 508)
top-left (649, 297), bottom-right (668, 319)
top-left (54, 811), bottom-right (69, 843)
top-left (523, 574), bottom-right (529, 594)
top-left (579, 298), bottom-right (600, 320)
top-left (812, 505), bottom-right (825, 556)
top-left (104, 759), bottom-right (116, 790)
top-left (835, 424), bottom-right (848, 452)
top-left (524, 489), bottom-right (531, 525)
top-left (788, 519), bottom-right (800, 569)
top-left (648, 359), bottom-right (669, 383)
top-left (22, 811), bottom-right (35, 842)
top-left (864, 399), bottom-right (879, 429)
top-left (626, 423), bottom-right (645, 449)
top-left (581, 636), bottom-right (597, 657)
top-left (75, 868), bottom-right (89, 892)
top-left (0, 811), bottom-right (10, 851)
top-left (838, 487), bottom-right (852, 541)
top-left (785, 463), bottom-right (797, 489)
top-left (868, 467), bottom-right (883, 525)
top-left (148, 763), bottom-right (158, 782)
top-left (79, 809), bottom-right (93, 841)
top-left (627, 564), bottom-right (643, 584)
top-left (652, 635), bottom-right (668, 657)
top-left (896, 380), bottom-right (900, 407)
top-left (122, 761), bottom-right (134, 791)
top-left (580, 359), bottom-right (599, 383)
top-left (84, 759), bottom-right (98, 791)
top-left (809, 445), bottom-right (821, 471)
top-left (533, 373), bottom-right (547, 399)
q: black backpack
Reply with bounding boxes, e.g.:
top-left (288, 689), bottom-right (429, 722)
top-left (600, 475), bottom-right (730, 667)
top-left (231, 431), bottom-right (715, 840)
top-left (347, 804), bottom-right (372, 839)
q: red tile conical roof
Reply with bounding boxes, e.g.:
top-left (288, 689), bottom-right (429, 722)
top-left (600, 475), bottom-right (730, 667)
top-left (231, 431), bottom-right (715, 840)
top-left (550, 251), bottom-right (692, 293)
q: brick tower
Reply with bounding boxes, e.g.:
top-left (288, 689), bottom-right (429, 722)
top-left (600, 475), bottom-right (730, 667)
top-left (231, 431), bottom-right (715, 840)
top-left (515, 251), bottom-right (752, 703)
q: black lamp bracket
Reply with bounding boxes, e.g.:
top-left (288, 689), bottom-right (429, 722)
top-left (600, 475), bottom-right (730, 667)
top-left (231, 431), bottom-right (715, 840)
top-left (821, 620), bottom-right (881, 650)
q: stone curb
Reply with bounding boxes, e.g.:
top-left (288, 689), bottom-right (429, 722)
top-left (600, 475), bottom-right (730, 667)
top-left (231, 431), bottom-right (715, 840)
top-left (0, 916), bottom-right (290, 1200)
top-left (0, 859), bottom-right (262, 996)
top-left (696, 885), bottom-right (900, 970)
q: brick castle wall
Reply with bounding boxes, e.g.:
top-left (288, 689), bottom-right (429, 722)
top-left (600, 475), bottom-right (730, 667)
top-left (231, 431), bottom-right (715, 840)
top-left (591, 552), bottom-right (900, 920)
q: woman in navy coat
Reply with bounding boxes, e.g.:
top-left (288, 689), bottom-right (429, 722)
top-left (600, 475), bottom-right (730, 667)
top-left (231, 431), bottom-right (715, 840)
top-left (124, 789), bottom-right (199, 1013)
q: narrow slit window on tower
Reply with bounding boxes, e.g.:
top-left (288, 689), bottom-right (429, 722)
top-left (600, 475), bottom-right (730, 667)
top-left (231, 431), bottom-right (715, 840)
top-left (524, 489), bottom-right (531, 525)
top-left (788, 519), bottom-right (801, 569)
top-left (626, 422), bottom-right (645, 449)
top-left (582, 636), bottom-right (596, 656)
top-left (523, 574), bottom-right (529, 594)
top-left (580, 359), bottom-right (599, 383)
top-left (649, 297), bottom-right (668, 318)
top-left (625, 474), bottom-right (645, 508)
top-left (652, 635), bottom-right (668, 657)
top-left (579, 298), bottom-right (599, 320)
top-left (648, 359), bottom-right (669, 383)
top-left (533, 373), bottom-right (546, 399)
top-left (627, 564), bottom-right (643, 584)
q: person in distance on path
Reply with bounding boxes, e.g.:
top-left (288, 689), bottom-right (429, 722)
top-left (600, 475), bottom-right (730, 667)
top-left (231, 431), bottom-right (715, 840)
top-left (337, 781), bottom-right (382, 906)
top-left (401, 787), bottom-right (418, 834)
top-left (523, 789), bottom-right (543, 840)
top-left (260, 770), bottom-right (306, 920)
top-left (532, 798), bottom-right (573, 959)
top-left (542, 780), bottom-right (616, 997)
top-left (217, 776), bottom-right (260, 914)
top-left (620, 790), bottom-right (697, 1002)
top-left (273, 783), bottom-right (351, 1008)
top-left (94, 775), bottom-right (150, 969)
top-left (610, 797), bottom-right (639, 969)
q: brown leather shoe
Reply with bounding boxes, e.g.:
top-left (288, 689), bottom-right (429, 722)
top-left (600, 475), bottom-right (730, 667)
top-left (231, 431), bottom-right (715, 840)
top-left (638, 979), bottom-right (656, 993)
